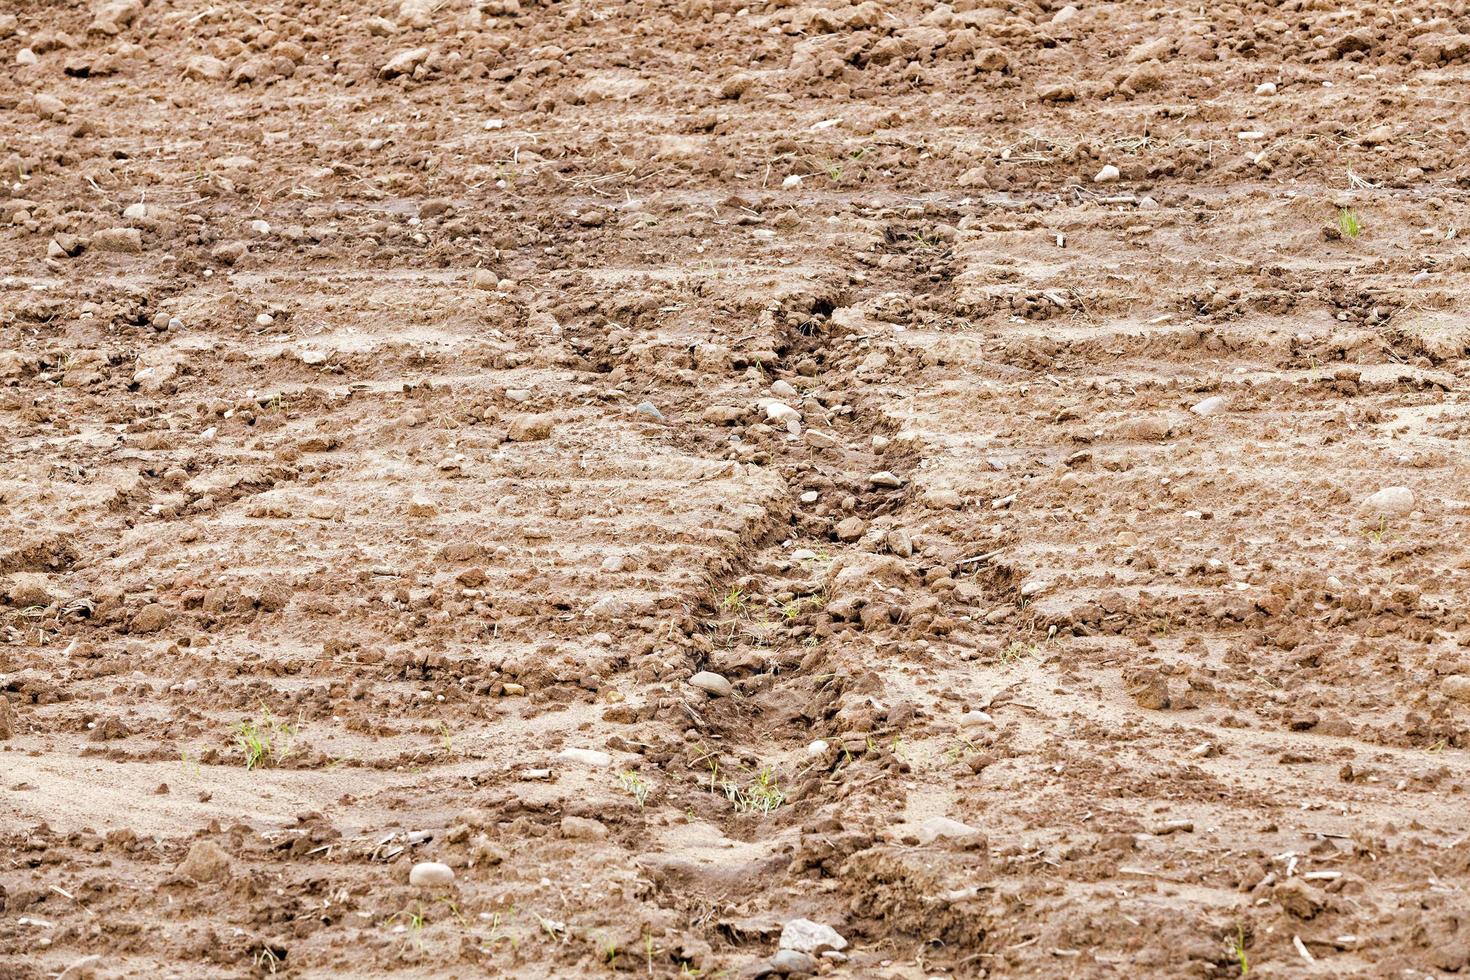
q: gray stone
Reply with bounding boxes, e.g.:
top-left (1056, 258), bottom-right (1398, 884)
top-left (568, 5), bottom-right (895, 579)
top-left (778, 918), bottom-right (847, 954)
top-left (689, 670), bottom-right (734, 698)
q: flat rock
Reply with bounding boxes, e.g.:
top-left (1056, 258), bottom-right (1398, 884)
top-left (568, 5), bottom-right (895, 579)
top-left (559, 747), bottom-right (613, 767)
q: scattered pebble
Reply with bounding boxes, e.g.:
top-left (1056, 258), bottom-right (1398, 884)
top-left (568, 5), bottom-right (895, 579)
top-left (779, 919), bottom-right (848, 955)
top-left (1094, 164), bottom-right (1121, 183)
top-left (1361, 486), bottom-right (1415, 515)
top-left (559, 747), bottom-right (612, 767)
top-left (1190, 395), bottom-right (1228, 416)
top-left (688, 670), bottom-right (734, 698)
top-left (408, 861), bottom-right (455, 887)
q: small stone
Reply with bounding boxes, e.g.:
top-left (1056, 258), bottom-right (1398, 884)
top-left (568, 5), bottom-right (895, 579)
top-left (779, 919), bottom-right (848, 955)
top-left (122, 202), bottom-right (148, 220)
top-left (249, 219), bottom-right (271, 236)
top-left (782, 174), bottom-right (802, 189)
top-left (1442, 676), bottom-right (1470, 703)
top-left (703, 405), bottom-right (745, 424)
top-left (770, 949), bottom-right (817, 976)
top-left (507, 415), bottom-right (554, 441)
top-left (472, 268), bottom-right (499, 290)
top-left (1362, 486), bottom-right (1414, 515)
top-left (1051, 4), bottom-right (1078, 22)
top-left (380, 46), bottom-right (431, 79)
top-left (1190, 395), bottom-right (1228, 416)
top-left (92, 227), bottom-right (142, 253)
top-left (958, 710), bottom-right (993, 728)
top-left (1094, 165), bottom-right (1121, 184)
top-left (561, 816), bottom-right (609, 840)
top-left (834, 516), bottom-right (866, 542)
top-left (917, 816), bottom-right (983, 847)
top-left (763, 400), bottom-right (800, 424)
top-left (177, 841), bottom-right (232, 882)
top-left (184, 55), bottom-right (227, 80)
top-left (635, 401), bottom-right (665, 421)
top-left (805, 430), bottom-right (837, 449)
top-left (408, 861), bottom-right (455, 887)
top-left (16, 48), bottom-right (38, 66)
top-left (868, 471), bottom-right (903, 488)
top-left (799, 491), bottom-right (819, 505)
top-left (1256, 81), bottom-right (1277, 95)
top-left (559, 747), bottom-right (613, 767)
top-left (1019, 579), bottom-right (1049, 597)
top-left (770, 379), bottom-right (798, 398)
top-left (689, 671), bottom-right (734, 698)
top-left (806, 739), bottom-right (829, 756)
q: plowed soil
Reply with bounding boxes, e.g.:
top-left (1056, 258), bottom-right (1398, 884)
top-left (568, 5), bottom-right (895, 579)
top-left (5, 0), bottom-right (1470, 976)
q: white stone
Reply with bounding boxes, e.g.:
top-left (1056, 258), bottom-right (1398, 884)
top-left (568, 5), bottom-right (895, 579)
top-left (917, 816), bottom-right (981, 845)
top-left (782, 174), bottom-right (802, 188)
top-left (770, 379), bottom-right (798, 398)
top-left (249, 219), bottom-right (271, 236)
top-left (779, 919), bottom-right (848, 954)
top-left (1190, 395), bottom-right (1228, 416)
top-left (123, 203), bottom-right (148, 220)
top-left (1094, 165), bottom-right (1120, 184)
top-left (408, 862), bottom-right (454, 887)
top-left (1255, 82), bottom-right (1277, 95)
top-left (959, 710), bottom-right (994, 728)
top-left (762, 400), bottom-right (800, 424)
top-left (559, 747), bottom-right (612, 767)
top-left (1362, 486), bottom-right (1415, 515)
top-left (688, 670), bottom-right (733, 698)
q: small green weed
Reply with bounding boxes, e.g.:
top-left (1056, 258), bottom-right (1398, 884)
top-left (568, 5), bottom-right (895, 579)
top-left (618, 769), bottom-right (650, 808)
top-left (1337, 208), bottom-right (1361, 239)
top-left (235, 709), bottom-right (296, 770)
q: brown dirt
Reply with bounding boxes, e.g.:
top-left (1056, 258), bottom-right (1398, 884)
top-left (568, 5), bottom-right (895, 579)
top-left (4, 0), bottom-right (1470, 976)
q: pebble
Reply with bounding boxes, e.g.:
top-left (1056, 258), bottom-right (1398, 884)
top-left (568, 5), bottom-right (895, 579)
top-left (916, 816), bottom-right (982, 846)
top-left (1093, 164), bottom-right (1121, 183)
top-left (799, 491), bottom-right (819, 505)
top-left (559, 747), bottom-right (612, 767)
top-left (958, 710), bottom-right (993, 728)
top-left (16, 48), bottom-right (37, 66)
top-left (782, 174), bottom-right (802, 188)
top-left (770, 949), bottom-right (817, 976)
top-left (770, 379), bottom-right (798, 398)
top-left (408, 861), bottom-right (455, 887)
top-left (92, 227), bottom-right (142, 253)
top-left (779, 919), bottom-right (848, 954)
top-left (472, 268), bottom-right (499, 290)
top-left (1256, 81), bottom-right (1278, 95)
top-left (806, 739), bottom-right (829, 756)
top-left (249, 219), bottom-right (271, 236)
top-left (635, 401), bottom-right (665, 421)
top-left (805, 430), bottom-right (837, 449)
top-left (763, 400), bottom-right (800, 424)
top-left (1051, 4), bottom-right (1078, 23)
top-left (868, 470), bottom-right (903, 488)
top-left (688, 670), bottom-right (734, 698)
top-left (1190, 395), bottom-right (1228, 416)
top-left (1362, 486), bottom-right (1415, 515)
top-left (123, 202), bottom-right (148, 220)
top-left (1019, 579), bottom-right (1049, 597)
